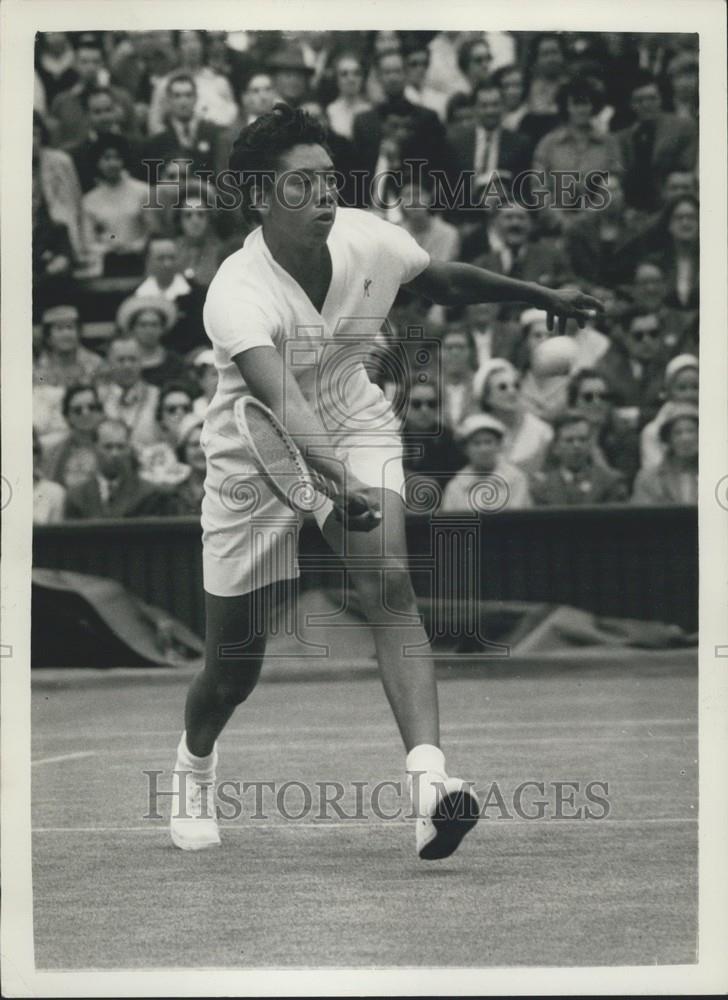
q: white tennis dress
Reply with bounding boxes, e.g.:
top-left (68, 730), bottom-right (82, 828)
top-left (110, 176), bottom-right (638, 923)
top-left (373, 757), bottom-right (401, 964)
top-left (200, 208), bottom-right (431, 597)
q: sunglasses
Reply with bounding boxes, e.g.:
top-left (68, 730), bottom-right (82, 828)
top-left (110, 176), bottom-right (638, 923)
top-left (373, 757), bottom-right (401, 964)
top-left (338, 68), bottom-right (361, 76)
top-left (471, 53), bottom-right (492, 64)
top-left (164, 403), bottom-right (192, 414)
top-left (631, 329), bottom-right (661, 342)
top-left (410, 398), bottom-right (437, 409)
top-left (579, 390), bottom-right (610, 403)
top-left (495, 380), bottom-right (520, 391)
top-left (69, 402), bottom-right (102, 415)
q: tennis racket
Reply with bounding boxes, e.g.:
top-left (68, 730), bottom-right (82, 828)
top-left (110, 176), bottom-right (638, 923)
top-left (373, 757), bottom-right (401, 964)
top-left (233, 394), bottom-right (339, 515)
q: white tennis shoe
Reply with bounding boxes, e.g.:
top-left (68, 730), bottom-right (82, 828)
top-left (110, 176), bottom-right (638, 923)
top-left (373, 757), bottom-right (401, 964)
top-left (169, 748), bottom-right (221, 851)
top-left (408, 771), bottom-right (480, 861)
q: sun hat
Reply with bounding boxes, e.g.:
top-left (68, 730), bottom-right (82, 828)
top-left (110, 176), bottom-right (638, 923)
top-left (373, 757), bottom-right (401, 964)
top-left (664, 353), bottom-right (698, 387)
top-left (267, 44), bottom-right (315, 74)
top-left (456, 413), bottom-right (506, 443)
top-left (41, 304), bottom-right (79, 324)
top-left (191, 348), bottom-right (216, 368)
top-left (657, 401), bottom-right (699, 443)
top-left (116, 295), bottom-right (178, 335)
top-left (472, 358), bottom-right (518, 406)
top-left (519, 307), bottom-right (549, 331)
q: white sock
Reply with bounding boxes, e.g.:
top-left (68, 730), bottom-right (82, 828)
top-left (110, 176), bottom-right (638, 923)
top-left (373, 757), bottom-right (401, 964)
top-left (406, 744), bottom-right (447, 816)
top-left (176, 731), bottom-right (217, 779)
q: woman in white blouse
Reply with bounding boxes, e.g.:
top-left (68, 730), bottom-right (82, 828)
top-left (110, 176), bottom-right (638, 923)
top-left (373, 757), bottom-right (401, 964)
top-left (471, 358), bottom-right (554, 475)
top-left (325, 52), bottom-right (371, 140)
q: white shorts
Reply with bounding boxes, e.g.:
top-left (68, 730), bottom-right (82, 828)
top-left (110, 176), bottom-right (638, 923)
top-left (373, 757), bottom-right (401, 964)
top-left (200, 424), bottom-right (406, 597)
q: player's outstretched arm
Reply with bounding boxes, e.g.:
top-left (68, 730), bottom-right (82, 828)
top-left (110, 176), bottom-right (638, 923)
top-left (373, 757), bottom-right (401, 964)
top-left (404, 259), bottom-right (603, 335)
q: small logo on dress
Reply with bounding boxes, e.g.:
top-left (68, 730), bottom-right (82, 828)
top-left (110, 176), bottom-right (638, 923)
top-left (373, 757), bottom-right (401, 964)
top-left (363, 278), bottom-right (372, 297)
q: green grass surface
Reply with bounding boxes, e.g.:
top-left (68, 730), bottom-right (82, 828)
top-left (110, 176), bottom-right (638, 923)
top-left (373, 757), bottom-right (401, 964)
top-left (32, 662), bottom-right (697, 969)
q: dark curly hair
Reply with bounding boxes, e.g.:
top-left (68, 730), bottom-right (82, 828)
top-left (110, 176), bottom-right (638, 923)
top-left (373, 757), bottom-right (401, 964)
top-left (229, 102), bottom-right (331, 223)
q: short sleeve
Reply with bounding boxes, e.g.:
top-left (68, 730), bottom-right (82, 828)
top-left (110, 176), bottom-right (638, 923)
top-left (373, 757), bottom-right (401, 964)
top-left (356, 210), bottom-right (431, 285)
top-left (203, 282), bottom-right (278, 360)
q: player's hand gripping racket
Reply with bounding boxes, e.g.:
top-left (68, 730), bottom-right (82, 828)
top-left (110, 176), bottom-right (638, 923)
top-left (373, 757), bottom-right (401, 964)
top-left (233, 395), bottom-right (382, 530)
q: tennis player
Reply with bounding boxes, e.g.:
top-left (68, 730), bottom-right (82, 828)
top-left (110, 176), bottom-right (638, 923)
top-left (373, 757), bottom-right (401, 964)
top-left (170, 104), bottom-right (602, 859)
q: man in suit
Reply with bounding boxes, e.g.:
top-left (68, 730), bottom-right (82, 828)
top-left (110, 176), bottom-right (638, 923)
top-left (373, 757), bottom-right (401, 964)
top-left (617, 70), bottom-right (697, 213)
top-left (447, 81), bottom-right (531, 197)
top-left (595, 308), bottom-right (669, 423)
top-left (142, 73), bottom-right (227, 188)
top-left (351, 50), bottom-right (447, 189)
top-left (64, 418), bottom-right (173, 519)
top-left (531, 411), bottom-right (628, 505)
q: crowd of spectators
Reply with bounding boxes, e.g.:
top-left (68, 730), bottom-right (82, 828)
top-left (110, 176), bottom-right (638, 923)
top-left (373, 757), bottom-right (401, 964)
top-left (32, 29), bottom-right (699, 522)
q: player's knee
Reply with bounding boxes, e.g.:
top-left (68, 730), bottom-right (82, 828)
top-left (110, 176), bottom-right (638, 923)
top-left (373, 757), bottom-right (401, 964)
top-left (354, 565), bottom-right (415, 616)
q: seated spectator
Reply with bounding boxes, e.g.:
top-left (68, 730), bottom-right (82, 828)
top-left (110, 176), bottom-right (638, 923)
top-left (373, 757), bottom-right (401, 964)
top-left (473, 203), bottom-right (572, 316)
top-left (81, 132), bottom-right (154, 276)
top-left (144, 71), bottom-right (228, 185)
top-left (629, 260), bottom-right (696, 356)
top-left (445, 37), bottom-right (493, 113)
top-left (402, 39), bottom-right (447, 121)
top-left (32, 182), bottom-right (74, 309)
top-left (441, 413), bottom-right (531, 512)
top-left (266, 42), bottom-right (315, 109)
top-left (136, 379), bottom-right (195, 488)
top-left (326, 53), bottom-right (372, 140)
top-left (108, 30), bottom-right (177, 113)
top-left (645, 195), bottom-right (699, 312)
top-left (352, 50), bottom-right (446, 186)
top-left (446, 80), bottom-right (531, 206)
top-left (445, 92), bottom-right (476, 131)
top-left (33, 428), bottom-right (66, 524)
top-left (64, 418), bottom-right (176, 519)
top-left (189, 348), bottom-right (219, 418)
top-left (565, 176), bottom-right (644, 287)
top-left (69, 86), bottom-right (142, 193)
top-left (100, 335), bottom-right (160, 447)
top-left (471, 358), bottom-right (553, 474)
top-left (515, 309), bottom-right (570, 422)
top-left (566, 368), bottom-right (641, 487)
top-left (531, 410), bottom-right (627, 505)
top-left (460, 300), bottom-right (519, 368)
top-left (33, 111), bottom-right (85, 259)
top-left (135, 236), bottom-right (206, 353)
top-left (147, 31), bottom-right (237, 133)
top-left (115, 295), bottom-right (188, 388)
top-left (397, 179), bottom-right (460, 261)
top-left (167, 414), bottom-right (207, 514)
top-left (666, 51), bottom-right (698, 122)
top-left (490, 64), bottom-right (527, 131)
top-left (439, 324), bottom-right (480, 430)
top-left (617, 70), bottom-right (697, 213)
top-left (631, 403), bottom-right (698, 505)
top-left (221, 71), bottom-right (277, 165)
top-left (517, 33), bottom-right (567, 150)
top-left (640, 354), bottom-right (698, 471)
top-left (35, 32), bottom-right (78, 106)
top-left (48, 36), bottom-right (136, 149)
top-left (401, 377), bottom-right (463, 486)
top-left (596, 308), bottom-right (671, 423)
top-left (34, 304), bottom-right (103, 390)
top-left (533, 77), bottom-right (622, 203)
top-left (173, 194), bottom-right (222, 288)
top-left (42, 384), bottom-right (104, 490)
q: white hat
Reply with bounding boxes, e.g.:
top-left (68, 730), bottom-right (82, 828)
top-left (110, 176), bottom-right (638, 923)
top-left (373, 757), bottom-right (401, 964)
top-left (456, 413), bottom-right (506, 443)
top-left (472, 358), bottom-right (518, 406)
top-left (664, 353), bottom-right (698, 386)
top-left (192, 348), bottom-right (216, 368)
top-left (116, 294), bottom-right (177, 334)
top-left (519, 307), bottom-right (549, 331)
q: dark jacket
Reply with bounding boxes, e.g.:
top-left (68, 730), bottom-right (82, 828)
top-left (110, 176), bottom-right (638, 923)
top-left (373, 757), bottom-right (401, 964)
top-left (64, 471), bottom-right (175, 519)
top-left (531, 461), bottom-right (628, 505)
top-left (142, 120), bottom-right (227, 183)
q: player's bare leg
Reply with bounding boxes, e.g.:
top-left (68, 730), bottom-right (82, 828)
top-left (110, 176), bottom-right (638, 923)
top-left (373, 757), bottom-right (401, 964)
top-left (321, 488), bottom-right (479, 859)
top-left (170, 580), bottom-right (282, 850)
